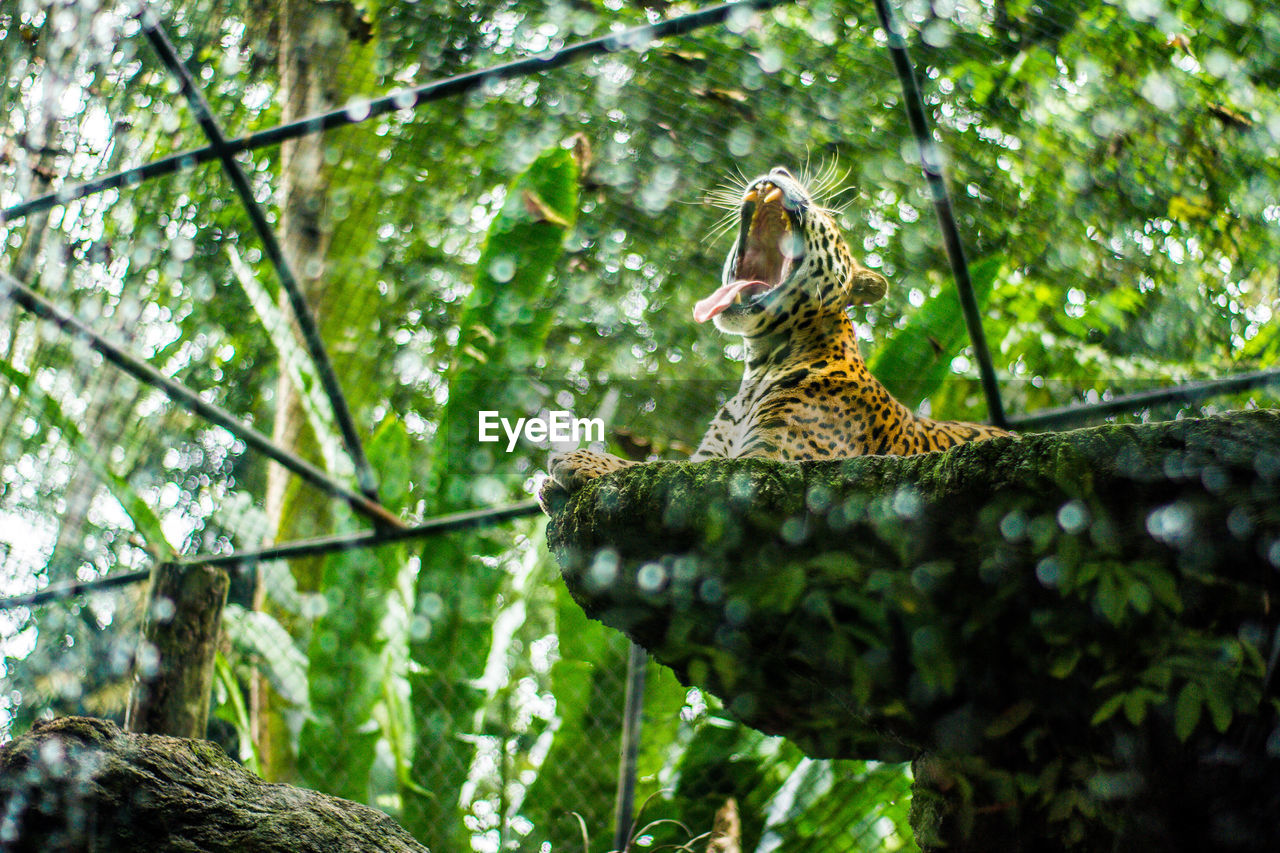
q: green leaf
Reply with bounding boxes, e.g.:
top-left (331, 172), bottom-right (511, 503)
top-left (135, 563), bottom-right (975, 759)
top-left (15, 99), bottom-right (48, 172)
top-left (425, 143), bottom-right (580, 504)
top-left (517, 584), bottom-right (628, 851)
top-left (212, 651), bottom-right (261, 774)
top-left (634, 663), bottom-right (695, 800)
top-left (299, 540), bottom-right (397, 802)
top-left (297, 410), bottom-right (415, 801)
top-left (1145, 569), bottom-right (1182, 613)
top-left (1094, 575), bottom-right (1127, 625)
top-left (367, 414), bottom-right (413, 515)
top-left (869, 256), bottom-right (1002, 408)
top-left (1205, 683), bottom-right (1234, 734)
top-left (454, 145), bottom-right (580, 382)
top-left (1123, 689), bottom-right (1153, 725)
top-left (1174, 682), bottom-right (1204, 741)
top-left (405, 145), bottom-right (580, 847)
top-left (1048, 648), bottom-right (1082, 679)
top-left (1091, 692), bottom-right (1125, 726)
top-left (222, 604), bottom-right (308, 706)
top-left (1127, 580), bottom-right (1153, 614)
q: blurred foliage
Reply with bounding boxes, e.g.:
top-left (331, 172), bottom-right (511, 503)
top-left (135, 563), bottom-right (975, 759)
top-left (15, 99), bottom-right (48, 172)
top-left (405, 144), bottom-right (580, 850)
top-left (0, 0), bottom-right (1277, 851)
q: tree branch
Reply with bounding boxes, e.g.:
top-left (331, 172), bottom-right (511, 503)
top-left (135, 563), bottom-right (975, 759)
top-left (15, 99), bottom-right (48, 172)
top-left (0, 717), bottom-right (430, 852)
top-left (546, 409), bottom-right (1280, 849)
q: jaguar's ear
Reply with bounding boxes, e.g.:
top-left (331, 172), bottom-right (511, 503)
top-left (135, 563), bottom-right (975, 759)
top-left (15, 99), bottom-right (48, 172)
top-left (849, 268), bottom-right (889, 305)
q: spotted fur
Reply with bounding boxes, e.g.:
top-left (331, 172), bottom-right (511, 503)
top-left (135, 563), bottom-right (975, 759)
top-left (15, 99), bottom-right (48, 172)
top-left (540, 166), bottom-right (1011, 506)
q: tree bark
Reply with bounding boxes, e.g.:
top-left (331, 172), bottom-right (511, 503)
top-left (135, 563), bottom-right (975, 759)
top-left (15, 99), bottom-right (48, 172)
top-left (545, 409), bottom-right (1280, 851)
top-left (0, 717), bottom-right (430, 853)
top-left (126, 564), bottom-right (229, 738)
top-left (255, 0), bottom-right (352, 781)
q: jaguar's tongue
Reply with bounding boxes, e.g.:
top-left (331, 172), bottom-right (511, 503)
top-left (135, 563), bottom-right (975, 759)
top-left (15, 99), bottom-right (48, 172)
top-left (693, 279), bottom-right (771, 323)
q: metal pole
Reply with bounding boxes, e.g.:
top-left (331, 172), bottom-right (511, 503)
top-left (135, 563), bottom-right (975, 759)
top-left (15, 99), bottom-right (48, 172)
top-left (0, 270), bottom-right (402, 528)
top-left (872, 0), bottom-right (1008, 428)
top-left (1007, 367), bottom-right (1280, 431)
top-left (140, 10), bottom-right (382, 506)
top-left (612, 641), bottom-right (649, 852)
top-left (1, 0), bottom-right (795, 224)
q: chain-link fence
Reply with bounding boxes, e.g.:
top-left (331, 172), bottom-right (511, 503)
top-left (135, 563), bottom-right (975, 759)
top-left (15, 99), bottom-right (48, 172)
top-left (2, 0), bottom-right (1278, 850)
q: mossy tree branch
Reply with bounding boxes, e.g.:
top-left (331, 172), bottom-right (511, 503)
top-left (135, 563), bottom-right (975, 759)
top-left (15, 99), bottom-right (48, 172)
top-left (546, 410), bottom-right (1280, 850)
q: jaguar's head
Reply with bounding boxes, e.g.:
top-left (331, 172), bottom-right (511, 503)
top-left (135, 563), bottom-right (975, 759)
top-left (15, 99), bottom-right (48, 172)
top-left (695, 166), bottom-right (888, 338)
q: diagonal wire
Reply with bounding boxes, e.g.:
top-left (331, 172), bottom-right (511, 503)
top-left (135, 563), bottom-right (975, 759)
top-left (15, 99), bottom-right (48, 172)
top-left (0, 500), bottom-right (541, 611)
top-left (139, 7), bottom-right (383, 508)
top-left (0, 569), bottom-right (153, 611)
top-left (0, 269), bottom-right (403, 529)
top-left (872, 0), bottom-right (1008, 429)
top-left (0, 0), bottom-right (794, 225)
top-left (167, 499), bottom-right (541, 567)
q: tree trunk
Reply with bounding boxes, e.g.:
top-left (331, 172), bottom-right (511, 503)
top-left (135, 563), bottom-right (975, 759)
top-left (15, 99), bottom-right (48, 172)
top-left (545, 410), bottom-right (1280, 851)
top-left (0, 717), bottom-right (430, 853)
top-left (264, 0), bottom-right (343, 541)
top-left (126, 564), bottom-right (229, 738)
top-left (255, 0), bottom-right (352, 781)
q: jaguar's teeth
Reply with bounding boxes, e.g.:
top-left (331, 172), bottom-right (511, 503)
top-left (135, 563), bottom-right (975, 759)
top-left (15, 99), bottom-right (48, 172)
top-left (763, 186), bottom-right (783, 205)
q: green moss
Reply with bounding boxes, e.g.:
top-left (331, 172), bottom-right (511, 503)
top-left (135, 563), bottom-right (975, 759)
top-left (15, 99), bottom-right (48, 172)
top-left (0, 717), bottom-right (431, 852)
top-left (546, 410), bottom-right (1280, 851)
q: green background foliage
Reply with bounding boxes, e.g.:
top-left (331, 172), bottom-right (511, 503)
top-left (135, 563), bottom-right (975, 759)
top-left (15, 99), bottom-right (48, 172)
top-left (1, 0), bottom-right (1277, 850)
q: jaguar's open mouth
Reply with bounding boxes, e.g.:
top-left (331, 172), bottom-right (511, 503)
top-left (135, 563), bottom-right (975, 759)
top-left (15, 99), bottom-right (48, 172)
top-left (694, 182), bottom-right (804, 323)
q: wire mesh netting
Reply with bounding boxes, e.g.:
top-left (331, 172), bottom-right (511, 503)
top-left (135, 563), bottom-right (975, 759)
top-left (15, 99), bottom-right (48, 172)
top-left (2, 0), bottom-right (1278, 850)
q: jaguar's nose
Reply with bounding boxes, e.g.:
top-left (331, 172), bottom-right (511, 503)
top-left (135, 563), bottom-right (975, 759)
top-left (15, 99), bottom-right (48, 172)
top-left (770, 166), bottom-right (794, 180)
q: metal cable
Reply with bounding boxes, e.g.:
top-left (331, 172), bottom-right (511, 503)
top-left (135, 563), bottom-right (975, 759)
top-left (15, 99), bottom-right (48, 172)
top-left (0, 500), bottom-right (541, 611)
top-left (140, 8), bottom-right (383, 506)
top-left (0, 0), bottom-right (793, 224)
top-left (872, 0), bottom-right (1009, 428)
top-left (0, 270), bottom-right (403, 529)
top-left (1008, 368), bottom-right (1280, 431)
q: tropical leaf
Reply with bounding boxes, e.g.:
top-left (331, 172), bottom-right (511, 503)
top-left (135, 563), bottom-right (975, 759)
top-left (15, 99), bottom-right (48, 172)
top-left (633, 663), bottom-right (696, 802)
top-left (221, 603), bottom-right (308, 706)
top-left (212, 650), bottom-right (262, 773)
top-left (518, 582), bottom-right (629, 852)
top-left (869, 256), bottom-right (1003, 409)
top-left (297, 415), bottom-right (412, 802)
top-left (405, 142), bottom-right (581, 849)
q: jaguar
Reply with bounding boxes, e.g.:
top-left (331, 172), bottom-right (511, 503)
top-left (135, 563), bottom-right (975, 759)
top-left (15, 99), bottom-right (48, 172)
top-left (538, 166), bottom-right (1010, 508)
